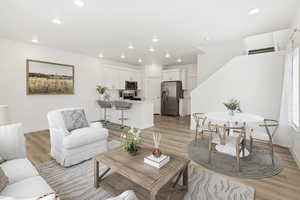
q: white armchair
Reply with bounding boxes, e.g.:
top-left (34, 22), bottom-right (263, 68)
top-left (47, 108), bottom-right (109, 167)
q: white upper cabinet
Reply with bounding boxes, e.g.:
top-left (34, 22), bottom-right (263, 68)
top-left (162, 70), bottom-right (181, 81)
top-left (103, 66), bottom-right (143, 90)
top-left (103, 66), bottom-right (119, 89)
top-left (162, 69), bottom-right (187, 89)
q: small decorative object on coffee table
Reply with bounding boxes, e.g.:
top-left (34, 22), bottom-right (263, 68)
top-left (223, 98), bottom-right (242, 116)
top-left (121, 127), bottom-right (141, 155)
top-left (152, 131), bottom-right (162, 157)
top-left (144, 131), bottom-right (170, 168)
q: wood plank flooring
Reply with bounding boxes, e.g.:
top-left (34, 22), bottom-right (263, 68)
top-left (25, 116), bottom-right (300, 200)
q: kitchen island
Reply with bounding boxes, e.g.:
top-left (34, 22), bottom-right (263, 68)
top-left (108, 100), bottom-right (154, 129)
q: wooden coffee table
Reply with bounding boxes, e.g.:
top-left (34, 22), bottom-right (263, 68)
top-left (93, 147), bottom-right (190, 200)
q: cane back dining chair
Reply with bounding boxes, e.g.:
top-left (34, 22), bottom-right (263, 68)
top-left (192, 113), bottom-right (207, 140)
top-left (249, 119), bottom-right (279, 167)
top-left (208, 121), bottom-right (247, 171)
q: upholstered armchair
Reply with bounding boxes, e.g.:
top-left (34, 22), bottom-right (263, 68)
top-left (47, 108), bottom-right (109, 167)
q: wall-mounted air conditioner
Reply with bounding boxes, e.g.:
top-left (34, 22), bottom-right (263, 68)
top-left (244, 29), bottom-right (290, 55)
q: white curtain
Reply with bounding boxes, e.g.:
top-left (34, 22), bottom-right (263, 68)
top-left (274, 52), bottom-right (294, 147)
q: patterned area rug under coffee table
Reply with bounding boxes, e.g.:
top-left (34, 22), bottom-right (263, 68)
top-left (36, 141), bottom-right (255, 200)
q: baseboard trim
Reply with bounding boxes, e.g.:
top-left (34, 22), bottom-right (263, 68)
top-left (290, 148), bottom-right (300, 169)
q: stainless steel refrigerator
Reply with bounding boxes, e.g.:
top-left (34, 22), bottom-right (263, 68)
top-left (161, 81), bottom-right (183, 116)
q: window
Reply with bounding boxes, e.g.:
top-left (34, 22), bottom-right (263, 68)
top-left (292, 48), bottom-right (299, 128)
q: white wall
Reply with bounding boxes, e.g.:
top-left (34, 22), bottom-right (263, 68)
top-left (0, 38), bottom-right (133, 133)
top-left (197, 40), bottom-right (244, 84)
top-left (191, 52), bottom-right (285, 139)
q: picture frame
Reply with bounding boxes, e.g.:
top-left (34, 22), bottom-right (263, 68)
top-left (26, 59), bottom-right (75, 95)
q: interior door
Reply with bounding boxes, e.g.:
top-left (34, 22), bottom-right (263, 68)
top-left (146, 77), bottom-right (161, 114)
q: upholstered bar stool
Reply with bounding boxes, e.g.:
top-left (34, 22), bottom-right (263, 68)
top-left (97, 100), bottom-right (112, 125)
top-left (113, 101), bottom-right (132, 129)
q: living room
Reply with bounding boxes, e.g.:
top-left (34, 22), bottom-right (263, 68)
top-left (0, 0), bottom-right (300, 200)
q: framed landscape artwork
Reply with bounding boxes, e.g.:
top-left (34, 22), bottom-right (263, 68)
top-left (26, 59), bottom-right (75, 95)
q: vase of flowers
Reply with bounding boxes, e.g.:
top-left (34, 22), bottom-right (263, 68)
top-left (152, 131), bottom-right (162, 158)
top-left (121, 127), bottom-right (141, 155)
top-left (223, 99), bottom-right (242, 116)
top-left (96, 85), bottom-right (108, 100)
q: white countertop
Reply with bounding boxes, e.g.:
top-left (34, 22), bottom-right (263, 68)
top-left (109, 99), bottom-right (153, 104)
top-left (123, 100), bottom-right (153, 104)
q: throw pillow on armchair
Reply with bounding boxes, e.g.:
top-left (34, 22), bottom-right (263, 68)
top-left (61, 109), bottom-right (89, 132)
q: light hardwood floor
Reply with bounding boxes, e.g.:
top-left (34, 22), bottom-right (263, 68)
top-left (25, 116), bottom-right (300, 200)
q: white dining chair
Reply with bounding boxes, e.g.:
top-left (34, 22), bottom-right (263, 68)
top-left (192, 113), bottom-right (207, 140)
top-left (208, 121), bottom-right (247, 171)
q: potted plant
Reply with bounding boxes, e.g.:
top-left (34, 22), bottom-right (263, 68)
top-left (223, 99), bottom-right (242, 116)
top-left (96, 85), bottom-right (107, 100)
top-left (121, 127), bottom-right (141, 155)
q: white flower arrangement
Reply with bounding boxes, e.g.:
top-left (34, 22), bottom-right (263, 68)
top-left (121, 127), bottom-right (141, 155)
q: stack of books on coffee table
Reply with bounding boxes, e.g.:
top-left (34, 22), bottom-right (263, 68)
top-left (144, 154), bottom-right (170, 168)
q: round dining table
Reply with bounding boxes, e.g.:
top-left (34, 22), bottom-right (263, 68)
top-left (205, 112), bottom-right (264, 125)
top-left (204, 112), bottom-right (264, 157)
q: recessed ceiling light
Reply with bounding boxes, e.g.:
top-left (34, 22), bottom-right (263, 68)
top-left (149, 47), bottom-right (155, 52)
top-left (52, 18), bottom-right (61, 24)
top-left (248, 8), bottom-right (260, 15)
top-left (128, 44), bottom-right (134, 49)
top-left (120, 53), bottom-right (125, 59)
top-left (165, 52), bottom-right (171, 58)
top-left (138, 58), bottom-right (142, 63)
top-left (177, 58), bottom-right (182, 63)
top-left (74, 0), bottom-right (85, 7)
top-left (152, 35), bottom-right (159, 43)
top-left (31, 38), bottom-right (39, 43)
top-left (98, 53), bottom-right (104, 58)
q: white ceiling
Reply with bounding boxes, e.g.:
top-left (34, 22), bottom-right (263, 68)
top-left (0, 0), bottom-right (299, 66)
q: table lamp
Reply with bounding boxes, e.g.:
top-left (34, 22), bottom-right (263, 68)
top-left (0, 105), bottom-right (10, 126)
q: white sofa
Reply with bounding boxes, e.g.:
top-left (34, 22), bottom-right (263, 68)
top-left (47, 108), bottom-right (109, 167)
top-left (0, 123), bottom-right (54, 199)
top-left (0, 159), bottom-right (54, 199)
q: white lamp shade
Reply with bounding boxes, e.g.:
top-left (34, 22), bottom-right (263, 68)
top-left (0, 105), bottom-right (10, 126)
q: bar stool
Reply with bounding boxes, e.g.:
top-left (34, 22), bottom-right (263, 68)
top-left (97, 100), bottom-right (112, 125)
top-left (113, 101), bottom-right (132, 129)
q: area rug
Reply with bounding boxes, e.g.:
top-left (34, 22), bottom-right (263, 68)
top-left (187, 139), bottom-right (283, 179)
top-left (36, 141), bottom-right (255, 200)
